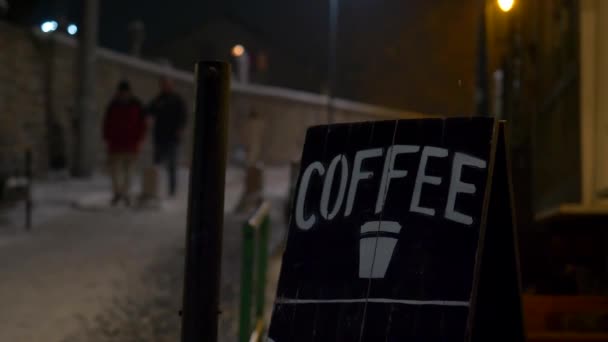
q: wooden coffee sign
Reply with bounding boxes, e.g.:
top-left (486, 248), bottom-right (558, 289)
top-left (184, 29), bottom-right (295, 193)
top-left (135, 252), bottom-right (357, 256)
top-left (268, 118), bottom-right (524, 341)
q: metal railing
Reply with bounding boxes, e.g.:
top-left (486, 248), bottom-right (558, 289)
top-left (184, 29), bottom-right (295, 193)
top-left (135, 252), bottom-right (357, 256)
top-left (239, 201), bottom-right (271, 342)
top-left (0, 146), bottom-right (33, 230)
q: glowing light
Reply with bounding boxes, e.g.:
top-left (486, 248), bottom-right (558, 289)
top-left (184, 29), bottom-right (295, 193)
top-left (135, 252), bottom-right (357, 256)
top-left (231, 44), bottom-right (245, 57)
top-left (67, 24), bottom-right (78, 35)
top-left (497, 0), bottom-right (514, 12)
top-left (40, 20), bottom-right (58, 33)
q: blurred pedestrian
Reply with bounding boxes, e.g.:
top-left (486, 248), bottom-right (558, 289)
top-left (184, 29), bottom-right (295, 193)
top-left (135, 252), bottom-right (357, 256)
top-left (103, 80), bottom-right (147, 206)
top-left (148, 77), bottom-right (187, 197)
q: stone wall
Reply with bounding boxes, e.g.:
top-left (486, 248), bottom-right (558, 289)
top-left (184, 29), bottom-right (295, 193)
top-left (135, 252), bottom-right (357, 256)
top-left (0, 22), bottom-right (427, 175)
top-left (0, 23), bottom-right (47, 173)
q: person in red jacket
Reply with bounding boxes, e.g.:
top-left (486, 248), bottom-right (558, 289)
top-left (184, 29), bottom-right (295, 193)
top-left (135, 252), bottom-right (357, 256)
top-left (103, 80), bottom-right (146, 206)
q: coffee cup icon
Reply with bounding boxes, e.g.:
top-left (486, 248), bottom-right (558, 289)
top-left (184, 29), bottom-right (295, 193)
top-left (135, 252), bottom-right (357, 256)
top-left (359, 221), bottom-right (402, 279)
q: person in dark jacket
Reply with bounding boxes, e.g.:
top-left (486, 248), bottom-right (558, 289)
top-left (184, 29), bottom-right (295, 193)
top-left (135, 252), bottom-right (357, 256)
top-left (147, 77), bottom-right (187, 197)
top-left (103, 80), bottom-right (146, 205)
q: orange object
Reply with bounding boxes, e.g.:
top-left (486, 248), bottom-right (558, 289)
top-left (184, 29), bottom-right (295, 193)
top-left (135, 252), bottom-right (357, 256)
top-left (523, 295), bottom-right (608, 342)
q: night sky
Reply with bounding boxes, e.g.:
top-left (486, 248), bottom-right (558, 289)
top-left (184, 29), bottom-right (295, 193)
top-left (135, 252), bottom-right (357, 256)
top-left (24, 0), bottom-right (329, 59)
top-left (17, 0), bottom-right (479, 115)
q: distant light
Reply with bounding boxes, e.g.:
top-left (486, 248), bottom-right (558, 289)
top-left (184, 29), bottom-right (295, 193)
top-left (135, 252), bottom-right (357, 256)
top-left (497, 0), bottom-right (514, 12)
top-left (40, 20), bottom-right (58, 33)
top-left (231, 44), bottom-right (245, 57)
top-left (67, 24), bottom-right (78, 35)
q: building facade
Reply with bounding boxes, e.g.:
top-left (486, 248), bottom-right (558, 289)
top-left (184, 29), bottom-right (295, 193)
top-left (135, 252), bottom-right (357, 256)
top-left (486, 0), bottom-right (607, 294)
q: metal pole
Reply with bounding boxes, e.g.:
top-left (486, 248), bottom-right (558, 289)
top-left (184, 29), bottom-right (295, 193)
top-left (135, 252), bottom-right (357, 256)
top-left (73, 0), bottom-right (99, 177)
top-left (25, 148), bottom-right (32, 230)
top-left (239, 201), bottom-right (270, 342)
top-left (239, 224), bottom-right (255, 342)
top-left (254, 215), bottom-right (270, 324)
top-left (475, 0), bottom-right (489, 117)
top-left (181, 61), bottom-right (230, 342)
top-left (327, 0), bottom-right (338, 124)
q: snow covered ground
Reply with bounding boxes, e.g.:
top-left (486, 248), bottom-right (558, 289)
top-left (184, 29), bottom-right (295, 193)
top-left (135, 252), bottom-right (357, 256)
top-left (0, 166), bottom-right (289, 342)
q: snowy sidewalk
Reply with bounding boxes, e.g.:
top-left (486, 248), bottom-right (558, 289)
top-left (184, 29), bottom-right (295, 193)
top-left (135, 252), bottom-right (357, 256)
top-left (0, 167), bottom-right (244, 238)
top-left (0, 166), bottom-right (289, 342)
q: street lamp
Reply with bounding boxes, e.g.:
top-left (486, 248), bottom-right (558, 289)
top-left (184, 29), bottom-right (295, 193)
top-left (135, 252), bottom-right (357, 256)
top-left (231, 44), bottom-right (249, 84)
top-left (40, 20), bottom-right (58, 33)
top-left (231, 44), bottom-right (245, 58)
top-left (67, 24), bottom-right (78, 35)
top-left (497, 0), bottom-right (514, 12)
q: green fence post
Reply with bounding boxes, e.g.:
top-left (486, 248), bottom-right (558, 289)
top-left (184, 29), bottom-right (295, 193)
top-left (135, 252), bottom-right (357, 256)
top-left (255, 215), bottom-right (270, 328)
top-left (239, 202), bottom-right (270, 342)
top-left (239, 223), bottom-right (255, 342)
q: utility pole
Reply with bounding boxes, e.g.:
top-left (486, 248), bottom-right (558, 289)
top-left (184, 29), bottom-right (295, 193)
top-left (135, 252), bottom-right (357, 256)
top-left (475, 0), bottom-right (489, 117)
top-left (73, 0), bottom-right (99, 177)
top-left (128, 20), bottom-right (145, 57)
top-left (327, 0), bottom-right (338, 124)
top-left (181, 61), bottom-right (230, 342)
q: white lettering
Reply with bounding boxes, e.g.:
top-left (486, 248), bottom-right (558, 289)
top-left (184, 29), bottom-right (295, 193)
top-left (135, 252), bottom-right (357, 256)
top-left (410, 146), bottom-right (448, 216)
top-left (295, 161), bottom-right (325, 230)
top-left (294, 146), bottom-right (488, 229)
top-left (320, 154), bottom-right (349, 220)
top-left (445, 152), bottom-right (487, 225)
top-left (345, 148), bottom-right (383, 217)
top-left (375, 145), bottom-right (420, 213)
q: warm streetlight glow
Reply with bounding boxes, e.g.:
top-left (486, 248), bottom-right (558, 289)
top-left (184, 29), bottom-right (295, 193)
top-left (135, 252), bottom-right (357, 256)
top-left (497, 0), bottom-right (514, 12)
top-left (231, 44), bottom-right (245, 57)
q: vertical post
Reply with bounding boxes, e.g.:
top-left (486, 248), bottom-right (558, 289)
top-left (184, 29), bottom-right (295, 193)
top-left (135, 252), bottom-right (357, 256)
top-left (181, 61), bottom-right (230, 342)
top-left (492, 69), bottom-right (504, 119)
top-left (327, 0), bottom-right (338, 124)
top-left (237, 51), bottom-right (250, 85)
top-left (255, 216), bottom-right (269, 320)
top-left (25, 148), bottom-right (32, 230)
top-left (239, 224), bottom-right (255, 342)
top-left (73, 0), bottom-right (99, 177)
top-left (580, 0), bottom-right (597, 205)
top-left (476, 0), bottom-right (489, 117)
